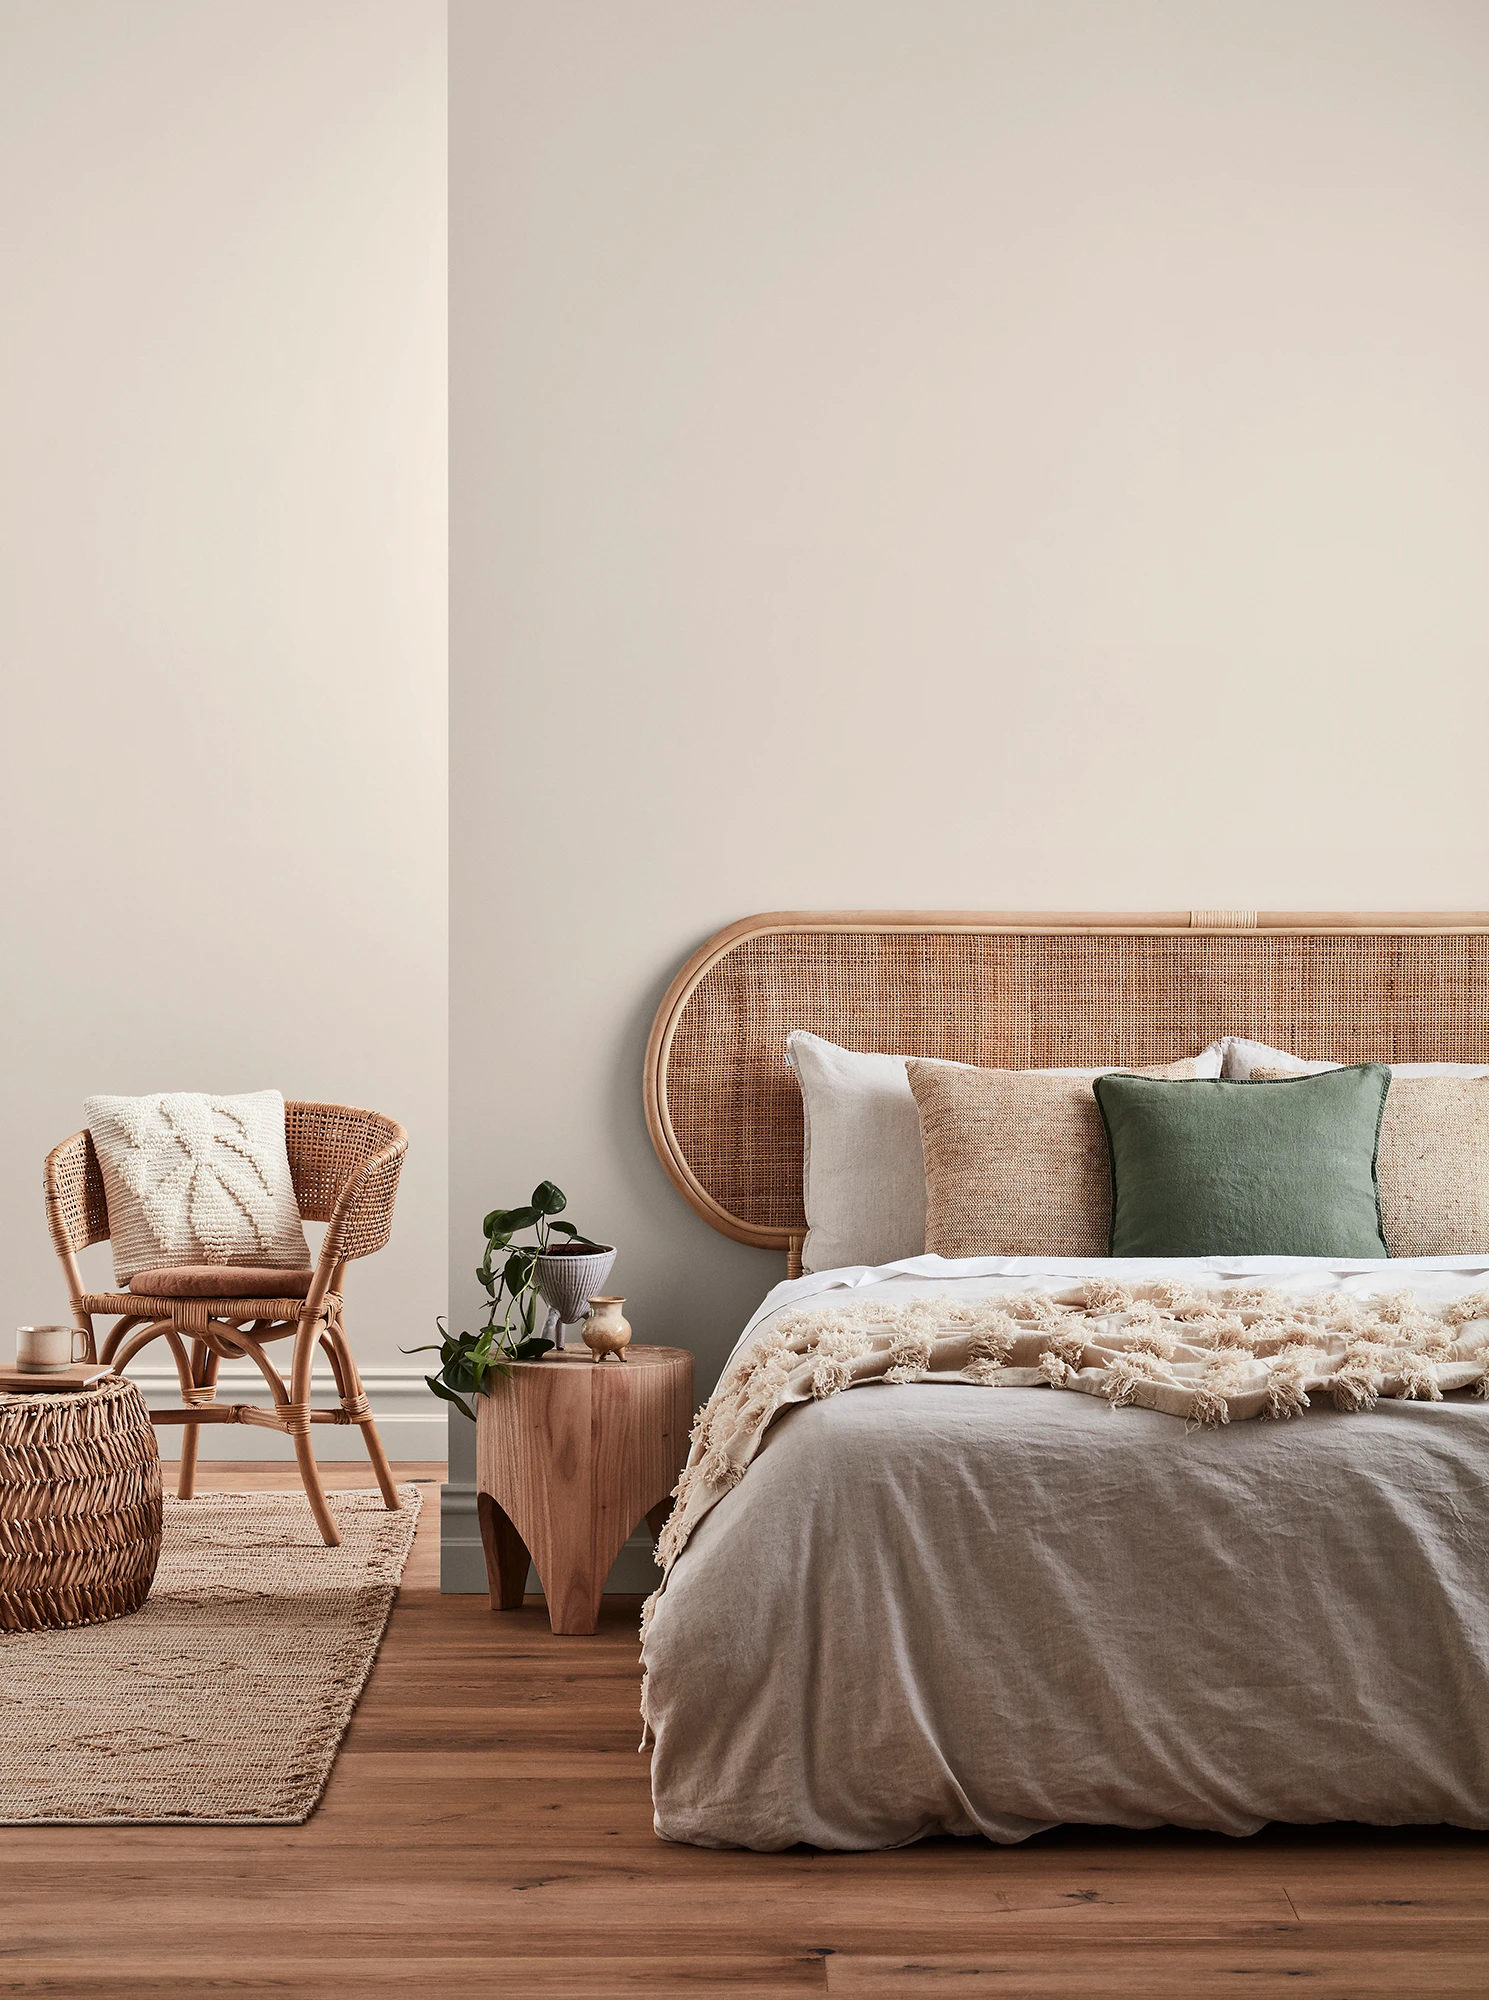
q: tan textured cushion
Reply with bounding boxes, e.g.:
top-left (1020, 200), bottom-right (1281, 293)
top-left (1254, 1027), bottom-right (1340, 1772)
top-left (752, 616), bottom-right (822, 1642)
top-left (907, 1058), bottom-right (1200, 1258)
top-left (1253, 1070), bottom-right (1489, 1257)
top-left (127, 1265), bottom-right (315, 1299)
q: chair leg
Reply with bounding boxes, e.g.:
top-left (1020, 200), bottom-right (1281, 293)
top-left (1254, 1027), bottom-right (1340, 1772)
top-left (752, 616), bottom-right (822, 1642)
top-left (176, 1340), bottom-right (218, 1501)
top-left (177, 1421), bottom-right (201, 1502)
top-left (293, 1427), bottom-right (341, 1548)
top-left (326, 1316), bottom-right (400, 1511)
top-left (359, 1414), bottom-right (401, 1512)
top-left (291, 1314), bottom-right (340, 1548)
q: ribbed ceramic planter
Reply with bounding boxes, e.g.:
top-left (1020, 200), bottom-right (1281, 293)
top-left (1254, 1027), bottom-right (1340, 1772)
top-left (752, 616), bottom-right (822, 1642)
top-left (534, 1246), bottom-right (617, 1347)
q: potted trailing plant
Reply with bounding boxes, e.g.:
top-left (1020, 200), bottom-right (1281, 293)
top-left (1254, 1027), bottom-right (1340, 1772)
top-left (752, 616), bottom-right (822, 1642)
top-left (409, 1182), bottom-right (613, 1419)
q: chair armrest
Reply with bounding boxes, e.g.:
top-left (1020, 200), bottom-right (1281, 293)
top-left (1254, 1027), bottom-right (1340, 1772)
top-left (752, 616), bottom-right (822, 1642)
top-left (320, 1127), bottom-right (408, 1266)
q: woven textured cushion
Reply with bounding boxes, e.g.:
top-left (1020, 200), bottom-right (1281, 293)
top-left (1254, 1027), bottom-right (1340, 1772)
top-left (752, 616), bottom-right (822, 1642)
top-left (1093, 1068), bottom-right (1391, 1259)
top-left (1252, 1068), bottom-right (1489, 1257)
top-left (790, 1033), bottom-right (1224, 1272)
top-left (127, 1266), bottom-right (315, 1300)
top-left (906, 1057), bottom-right (1204, 1259)
top-left (84, 1090), bottom-right (311, 1287)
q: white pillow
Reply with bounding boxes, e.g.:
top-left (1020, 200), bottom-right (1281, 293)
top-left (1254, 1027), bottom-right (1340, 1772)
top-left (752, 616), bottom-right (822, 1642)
top-left (1220, 1037), bottom-right (1337, 1079)
top-left (786, 1032), bottom-right (1224, 1274)
top-left (84, 1090), bottom-right (311, 1286)
top-left (1220, 1036), bottom-right (1489, 1080)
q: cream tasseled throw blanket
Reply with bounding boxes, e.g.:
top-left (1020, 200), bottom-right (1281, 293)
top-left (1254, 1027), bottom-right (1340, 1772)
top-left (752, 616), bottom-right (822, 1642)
top-left (641, 1276), bottom-right (1489, 1643)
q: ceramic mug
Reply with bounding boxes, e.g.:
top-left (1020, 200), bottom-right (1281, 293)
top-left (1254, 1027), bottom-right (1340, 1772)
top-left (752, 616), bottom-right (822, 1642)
top-left (15, 1325), bottom-right (89, 1372)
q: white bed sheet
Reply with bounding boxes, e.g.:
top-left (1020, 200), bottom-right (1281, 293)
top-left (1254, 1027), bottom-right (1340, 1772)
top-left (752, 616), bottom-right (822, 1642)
top-left (645, 1255), bottom-right (1489, 1851)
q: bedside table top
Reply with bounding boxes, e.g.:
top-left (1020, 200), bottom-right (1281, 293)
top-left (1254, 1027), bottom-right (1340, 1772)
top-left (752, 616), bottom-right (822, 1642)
top-left (503, 1343), bottom-right (693, 1370)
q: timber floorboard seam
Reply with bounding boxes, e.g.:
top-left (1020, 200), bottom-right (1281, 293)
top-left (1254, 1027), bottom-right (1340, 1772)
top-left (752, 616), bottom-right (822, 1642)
top-left (1, 1463), bottom-right (1485, 2000)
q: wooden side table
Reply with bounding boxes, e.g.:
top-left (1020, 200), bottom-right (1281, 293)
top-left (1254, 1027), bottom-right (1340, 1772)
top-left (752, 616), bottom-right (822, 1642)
top-left (475, 1345), bottom-right (694, 1636)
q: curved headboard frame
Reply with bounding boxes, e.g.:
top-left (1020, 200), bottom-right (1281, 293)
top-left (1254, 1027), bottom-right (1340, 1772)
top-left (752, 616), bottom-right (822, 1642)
top-left (643, 909), bottom-right (1489, 1268)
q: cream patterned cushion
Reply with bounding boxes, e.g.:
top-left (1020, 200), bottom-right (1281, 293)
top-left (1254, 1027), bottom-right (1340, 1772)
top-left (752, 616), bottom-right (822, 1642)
top-left (907, 1058), bottom-right (1202, 1259)
top-left (84, 1090), bottom-right (311, 1286)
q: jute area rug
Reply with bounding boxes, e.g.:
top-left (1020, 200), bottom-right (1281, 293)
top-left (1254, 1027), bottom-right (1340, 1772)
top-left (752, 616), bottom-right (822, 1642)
top-left (0, 1483), bottom-right (421, 1826)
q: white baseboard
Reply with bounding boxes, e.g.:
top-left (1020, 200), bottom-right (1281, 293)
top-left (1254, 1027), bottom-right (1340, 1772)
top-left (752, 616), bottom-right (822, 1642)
top-left (128, 1363), bottom-right (445, 1461)
top-left (438, 1479), bottom-right (662, 1596)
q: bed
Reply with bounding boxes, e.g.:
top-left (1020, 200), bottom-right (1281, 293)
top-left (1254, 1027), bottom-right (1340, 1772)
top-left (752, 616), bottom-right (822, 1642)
top-left (639, 910), bottom-right (1489, 1850)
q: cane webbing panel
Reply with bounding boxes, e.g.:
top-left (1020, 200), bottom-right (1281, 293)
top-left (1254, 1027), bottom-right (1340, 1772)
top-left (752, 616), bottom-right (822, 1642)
top-left (648, 918), bottom-right (1489, 1248)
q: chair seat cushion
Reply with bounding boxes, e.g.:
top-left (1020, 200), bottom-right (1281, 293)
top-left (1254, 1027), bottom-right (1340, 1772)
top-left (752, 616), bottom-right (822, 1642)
top-left (128, 1265), bottom-right (316, 1299)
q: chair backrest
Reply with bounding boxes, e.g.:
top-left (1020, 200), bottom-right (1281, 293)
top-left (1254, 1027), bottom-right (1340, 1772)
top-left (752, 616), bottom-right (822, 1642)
top-left (44, 1130), bottom-right (110, 1257)
top-left (45, 1102), bottom-right (408, 1264)
top-left (286, 1102), bottom-right (407, 1261)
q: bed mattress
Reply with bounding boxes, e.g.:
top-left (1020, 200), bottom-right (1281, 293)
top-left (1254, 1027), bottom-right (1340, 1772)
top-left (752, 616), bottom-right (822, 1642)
top-left (643, 1255), bottom-right (1489, 1850)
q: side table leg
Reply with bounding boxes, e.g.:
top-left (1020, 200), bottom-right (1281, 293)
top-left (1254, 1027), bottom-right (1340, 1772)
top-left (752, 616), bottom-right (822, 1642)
top-left (477, 1491), bottom-right (532, 1612)
top-left (541, 1559), bottom-right (606, 1638)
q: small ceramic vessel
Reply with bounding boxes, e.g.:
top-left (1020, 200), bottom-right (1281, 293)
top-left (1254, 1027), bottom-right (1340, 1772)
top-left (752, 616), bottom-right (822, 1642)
top-left (582, 1297), bottom-right (632, 1362)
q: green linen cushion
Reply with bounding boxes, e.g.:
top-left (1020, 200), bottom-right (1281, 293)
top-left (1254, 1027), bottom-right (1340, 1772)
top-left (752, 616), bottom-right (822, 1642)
top-left (1091, 1066), bottom-right (1391, 1259)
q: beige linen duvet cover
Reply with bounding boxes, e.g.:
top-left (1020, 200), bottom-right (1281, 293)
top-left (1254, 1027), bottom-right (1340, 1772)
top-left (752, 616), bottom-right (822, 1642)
top-left (642, 1256), bottom-right (1489, 1851)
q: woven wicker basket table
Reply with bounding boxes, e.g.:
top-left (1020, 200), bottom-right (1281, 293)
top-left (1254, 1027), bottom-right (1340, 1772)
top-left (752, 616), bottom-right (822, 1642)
top-left (0, 1375), bottom-right (163, 1632)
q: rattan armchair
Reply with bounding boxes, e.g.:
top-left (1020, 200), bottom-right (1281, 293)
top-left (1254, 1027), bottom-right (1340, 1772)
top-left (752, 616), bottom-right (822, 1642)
top-left (43, 1103), bottom-right (408, 1547)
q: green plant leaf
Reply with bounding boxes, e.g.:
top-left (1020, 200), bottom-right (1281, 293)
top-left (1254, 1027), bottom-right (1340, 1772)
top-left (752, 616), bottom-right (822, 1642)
top-left (545, 1220), bottom-right (578, 1238)
top-left (503, 1248), bottom-right (538, 1290)
top-left (511, 1336), bottom-right (555, 1360)
top-left (425, 1374), bottom-right (475, 1421)
top-left (486, 1208), bottom-right (537, 1237)
top-left (531, 1181), bottom-right (567, 1216)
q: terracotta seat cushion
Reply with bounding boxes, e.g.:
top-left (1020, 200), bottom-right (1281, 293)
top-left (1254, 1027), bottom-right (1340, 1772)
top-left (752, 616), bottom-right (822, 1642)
top-left (127, 1265), bottom-right (316, 1299)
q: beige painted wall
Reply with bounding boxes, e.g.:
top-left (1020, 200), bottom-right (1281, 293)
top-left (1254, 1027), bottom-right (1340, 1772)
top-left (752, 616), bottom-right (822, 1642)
top-left (1, 0), bottom-right (448, 1456)
top-left (450, 0), bottom-right (1489, 1579)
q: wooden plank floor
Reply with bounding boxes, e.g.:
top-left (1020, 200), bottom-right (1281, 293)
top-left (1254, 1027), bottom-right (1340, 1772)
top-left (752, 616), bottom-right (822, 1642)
top-left (4, 1463), bottom-right (1487, 1998)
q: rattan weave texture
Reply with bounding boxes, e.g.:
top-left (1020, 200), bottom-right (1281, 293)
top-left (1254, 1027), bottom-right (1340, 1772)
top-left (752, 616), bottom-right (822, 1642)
top-left (649, 917), bottom-right (1489, 1249)
top-left (43, 1129), bottom-right (109, 1258)
top-left (286, 1102), bottom-right (405, 1258)
top-left (0, 1377), bottom-right (162, 1632)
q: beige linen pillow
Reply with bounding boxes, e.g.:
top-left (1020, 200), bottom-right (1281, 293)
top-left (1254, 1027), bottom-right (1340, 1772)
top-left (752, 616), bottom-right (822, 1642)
top-left (1252, 1069), bottom-right (1489, 1257)
top-left (907, 1058), bottom-right (1200, 1258)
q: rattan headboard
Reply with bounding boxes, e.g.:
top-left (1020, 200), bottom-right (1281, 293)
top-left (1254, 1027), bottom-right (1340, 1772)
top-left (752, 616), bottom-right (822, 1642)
top-left (643, 909), bottom-right (1489, 1263)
